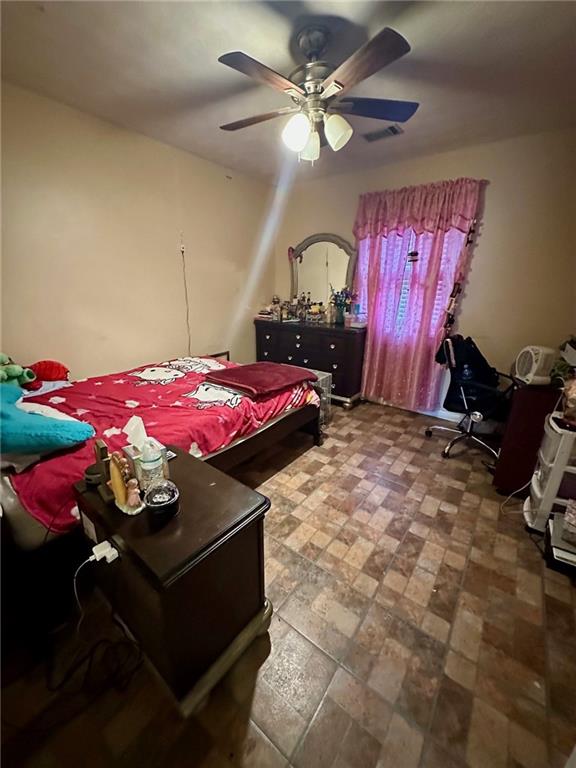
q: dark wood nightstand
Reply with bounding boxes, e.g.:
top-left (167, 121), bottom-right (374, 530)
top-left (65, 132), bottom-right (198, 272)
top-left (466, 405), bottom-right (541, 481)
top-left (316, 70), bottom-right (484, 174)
top-left (74, 448), bottom-right (271, 715)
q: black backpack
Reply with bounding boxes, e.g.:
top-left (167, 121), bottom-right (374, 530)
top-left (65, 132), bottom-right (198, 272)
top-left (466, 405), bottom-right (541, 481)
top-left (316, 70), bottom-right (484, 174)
top-left (436, 335), bottom-right (501, 415)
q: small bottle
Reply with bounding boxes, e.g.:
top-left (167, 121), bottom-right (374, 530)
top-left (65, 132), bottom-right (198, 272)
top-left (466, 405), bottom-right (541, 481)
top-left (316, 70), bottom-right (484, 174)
top-left (139, 439), bottom-right (165, 491)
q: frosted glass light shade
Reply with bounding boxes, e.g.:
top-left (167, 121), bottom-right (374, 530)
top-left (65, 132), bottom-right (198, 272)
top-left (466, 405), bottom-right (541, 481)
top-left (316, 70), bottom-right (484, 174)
top-left (300, 130), bottom-right (320, 162)
top-left (324, 114), bottom-right (353, 151)
top-left (282, 113), bottom-right (311, 152)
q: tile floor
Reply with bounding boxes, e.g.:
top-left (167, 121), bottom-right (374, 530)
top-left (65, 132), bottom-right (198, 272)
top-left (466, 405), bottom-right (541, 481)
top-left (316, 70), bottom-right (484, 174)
top-left (3, 403), bottom-right (575, 767)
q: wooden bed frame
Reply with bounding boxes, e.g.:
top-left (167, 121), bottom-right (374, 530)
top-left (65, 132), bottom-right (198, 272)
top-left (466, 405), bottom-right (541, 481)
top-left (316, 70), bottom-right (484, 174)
top-left (203, 350), bottom-right (322, 471)
top-left (206, 403), bottom-right (322, 472)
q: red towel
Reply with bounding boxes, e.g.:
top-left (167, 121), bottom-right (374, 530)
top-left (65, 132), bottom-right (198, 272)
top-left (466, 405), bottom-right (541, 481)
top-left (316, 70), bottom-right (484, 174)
top-left (205, 362), bottom-right (317, 399)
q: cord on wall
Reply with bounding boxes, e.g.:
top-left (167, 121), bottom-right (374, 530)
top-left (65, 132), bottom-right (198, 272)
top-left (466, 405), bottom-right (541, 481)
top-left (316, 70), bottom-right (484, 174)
top-left (180, 234), bottom-right (192, 357)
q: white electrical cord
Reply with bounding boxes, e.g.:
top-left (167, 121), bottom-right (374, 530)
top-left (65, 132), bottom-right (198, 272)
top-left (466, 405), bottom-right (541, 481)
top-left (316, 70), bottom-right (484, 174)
top-left (73, 541), bottom-right (119, 634)
top-left (500, 395), bottom-right (564, 516)
top-left (180, 238), bottom-right (192, 357)
top-left (500, 479), bottom-right (532, 515)
top-left (73, 556), bottom-right (96, 614)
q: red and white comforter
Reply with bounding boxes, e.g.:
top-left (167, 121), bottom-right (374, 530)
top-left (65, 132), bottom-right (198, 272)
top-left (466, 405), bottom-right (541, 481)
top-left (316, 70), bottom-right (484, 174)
top-left (10, 357), bottom-right (319, 534)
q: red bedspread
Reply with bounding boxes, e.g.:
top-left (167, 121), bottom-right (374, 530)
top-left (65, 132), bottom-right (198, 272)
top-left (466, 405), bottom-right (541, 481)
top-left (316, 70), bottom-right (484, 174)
top-left (206, 362), bottom-right (317, 398)
top-left (10, 357), bottom-right (319, 534)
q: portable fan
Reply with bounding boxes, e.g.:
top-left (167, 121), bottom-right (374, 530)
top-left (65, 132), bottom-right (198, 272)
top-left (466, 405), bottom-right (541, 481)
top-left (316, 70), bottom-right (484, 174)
top-left (514, 346), bottom-right (557, 385)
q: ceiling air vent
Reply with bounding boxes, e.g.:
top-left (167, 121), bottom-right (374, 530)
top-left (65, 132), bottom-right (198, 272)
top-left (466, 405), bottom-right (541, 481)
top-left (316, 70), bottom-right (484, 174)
top-left (363, 124), bottom-right (404, 143)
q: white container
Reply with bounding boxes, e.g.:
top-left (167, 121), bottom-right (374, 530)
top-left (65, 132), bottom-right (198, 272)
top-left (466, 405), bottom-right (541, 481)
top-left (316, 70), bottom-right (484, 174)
top-left (524, 413), bottom-right (576, 532)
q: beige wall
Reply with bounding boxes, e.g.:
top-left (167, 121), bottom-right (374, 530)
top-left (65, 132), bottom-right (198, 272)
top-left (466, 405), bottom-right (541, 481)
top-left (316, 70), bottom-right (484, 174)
top-left (2, 83), bottom-right (574, 382)
top-left (1, 83), bottom-right (272, 378)
top-left (275, 130), bottom-right (576, 372)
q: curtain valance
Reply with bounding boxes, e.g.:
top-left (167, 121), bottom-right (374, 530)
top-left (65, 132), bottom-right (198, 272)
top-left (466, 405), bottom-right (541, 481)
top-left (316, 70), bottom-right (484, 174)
top-left (353, 177), bottom-right (486, 239)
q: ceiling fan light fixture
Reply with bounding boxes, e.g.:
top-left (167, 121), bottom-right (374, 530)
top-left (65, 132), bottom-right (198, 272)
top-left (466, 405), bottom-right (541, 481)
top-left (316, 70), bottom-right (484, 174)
top-left (324, 113), bottom-right (353, 152)
top-left (299, 130), bottom-right (320, 163)
top-left (281, 112), bottom-right (311, 152)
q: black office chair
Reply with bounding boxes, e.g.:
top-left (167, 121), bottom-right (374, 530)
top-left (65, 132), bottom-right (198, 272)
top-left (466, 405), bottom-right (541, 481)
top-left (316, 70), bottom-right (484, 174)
top-left (425, 335), bottom-right (516, 459)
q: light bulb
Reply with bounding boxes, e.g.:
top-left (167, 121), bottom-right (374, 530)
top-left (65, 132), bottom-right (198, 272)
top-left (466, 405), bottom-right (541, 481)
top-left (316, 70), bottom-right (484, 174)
top-left (282, 113), bottom-right (311, 153)
top-left (324, 113), bottom-right (353, 151)
top-left (299, 130), bottom-right (320, 162)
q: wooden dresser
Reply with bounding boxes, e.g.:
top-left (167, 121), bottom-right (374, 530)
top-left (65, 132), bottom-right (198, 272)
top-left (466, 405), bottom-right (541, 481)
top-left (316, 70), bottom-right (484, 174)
top-left (255, 319), bottom-right (366, 408)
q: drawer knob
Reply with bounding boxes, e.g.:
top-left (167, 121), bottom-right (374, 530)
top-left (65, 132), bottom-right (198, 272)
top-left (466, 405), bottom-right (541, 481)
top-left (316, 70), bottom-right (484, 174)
top-left (288, 356), bottom-right (293, 361)
top-left (264, 352), bottom-right (268, 357)
top-left (296, 343), bottom-right (301, 348)
top-left (330, 344), bottom-right (336, 350)
top-left (331, 383), bottom-right (335, 390)
top-left (332, 364), bottom-right (338, 370)
top-left (304, 358), bottom-right (308, 364)
top-left (265, 334), bottom-right (271, 340)
top-left (296, 335), bottom-right (301, 340)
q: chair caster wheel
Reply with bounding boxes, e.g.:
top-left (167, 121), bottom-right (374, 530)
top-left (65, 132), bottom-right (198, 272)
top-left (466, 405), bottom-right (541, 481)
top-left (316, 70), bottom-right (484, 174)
top-left (441, 450), bottom-right (450, 459)
top-left (425, 429), bottom-right (432, 438)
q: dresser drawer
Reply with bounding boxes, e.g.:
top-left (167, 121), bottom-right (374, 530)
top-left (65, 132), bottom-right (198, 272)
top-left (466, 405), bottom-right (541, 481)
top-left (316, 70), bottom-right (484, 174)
top-left (322, 359), bottom-right (346, 377)
top-left (256, 327), bottom-right (279, 361)
top-left (328, 372), bottom-right (350, 398)
top-left (278, 334), bottom-right (316, 359)
top-left (260, 348), bottom-right (281, 362)
top-left (276, 352), bottom-right (315, 368)
top-left (311, 334), bottom-right (347, 363)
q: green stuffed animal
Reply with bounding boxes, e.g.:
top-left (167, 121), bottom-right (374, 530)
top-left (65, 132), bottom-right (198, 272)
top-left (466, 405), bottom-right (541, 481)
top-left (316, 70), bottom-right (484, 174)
top-left (0, 353), bottom-right (36, 387)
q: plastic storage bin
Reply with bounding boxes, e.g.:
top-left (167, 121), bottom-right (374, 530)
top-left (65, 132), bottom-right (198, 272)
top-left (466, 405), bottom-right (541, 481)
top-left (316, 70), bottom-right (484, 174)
top-left (523, 413), bottom-right (576, 532)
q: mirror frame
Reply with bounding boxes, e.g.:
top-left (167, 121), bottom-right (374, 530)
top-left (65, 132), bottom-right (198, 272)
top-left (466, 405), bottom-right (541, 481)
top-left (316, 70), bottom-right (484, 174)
top-left (290, 233), bottom-right (357, 299)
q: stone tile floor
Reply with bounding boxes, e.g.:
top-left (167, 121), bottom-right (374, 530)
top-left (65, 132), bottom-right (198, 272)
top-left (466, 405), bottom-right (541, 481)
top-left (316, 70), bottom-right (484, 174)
top-left (3, 403), bottom-right (575, 767)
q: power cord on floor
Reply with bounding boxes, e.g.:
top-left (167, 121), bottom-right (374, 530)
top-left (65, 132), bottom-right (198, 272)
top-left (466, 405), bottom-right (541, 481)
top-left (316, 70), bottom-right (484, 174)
top-left (4, 612), bottom-right (142, 740)
top-left (47, 539), bottom-right (142, 696)
top-left (527, 530), bottom-right (546, 556)
top-left (499, 479), bottom-right (531, 515)
top-left (498, 478), bottom-right (547, 559)
top-left (3, 543), bottom-right (142, 740)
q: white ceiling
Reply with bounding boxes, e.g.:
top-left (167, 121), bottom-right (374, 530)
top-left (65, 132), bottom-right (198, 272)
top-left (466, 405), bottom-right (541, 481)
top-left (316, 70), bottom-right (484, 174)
top-left (2, 1), bottom-right (575, 180)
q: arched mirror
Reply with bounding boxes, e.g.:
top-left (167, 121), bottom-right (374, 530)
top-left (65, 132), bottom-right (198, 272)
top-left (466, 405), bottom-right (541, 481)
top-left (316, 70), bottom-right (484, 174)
top-left (290, 233), bottom-right (357, 304)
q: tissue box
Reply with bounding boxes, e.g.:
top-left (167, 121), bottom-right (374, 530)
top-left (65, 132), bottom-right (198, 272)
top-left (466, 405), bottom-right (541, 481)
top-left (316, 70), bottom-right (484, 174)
top-left (123, 438), bottom-right (168, 482)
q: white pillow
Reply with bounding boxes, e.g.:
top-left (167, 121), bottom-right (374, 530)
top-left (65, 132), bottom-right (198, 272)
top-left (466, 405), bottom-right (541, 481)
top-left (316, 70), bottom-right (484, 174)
top-left (17, 401), bottom-right (77, 421)
top-left (21, 380), bottom-right (72, 399)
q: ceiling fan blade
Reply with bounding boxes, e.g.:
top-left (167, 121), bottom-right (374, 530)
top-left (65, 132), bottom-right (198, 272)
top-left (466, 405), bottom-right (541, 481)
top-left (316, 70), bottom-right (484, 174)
top-left (218, 52), bottom-right (305, 97)
top-left (363, 124), bottom-right (404, 143)
top-left (220, 107), bottom-right (298, 131)
top-left (334, 98), bottom-right (419, 123)
top-left (321, 27), bottom-right (410, 97)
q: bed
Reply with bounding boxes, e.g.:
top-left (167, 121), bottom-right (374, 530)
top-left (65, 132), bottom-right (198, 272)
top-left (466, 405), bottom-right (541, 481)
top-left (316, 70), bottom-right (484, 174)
top-left (1, 355), bottom-right (321, 550)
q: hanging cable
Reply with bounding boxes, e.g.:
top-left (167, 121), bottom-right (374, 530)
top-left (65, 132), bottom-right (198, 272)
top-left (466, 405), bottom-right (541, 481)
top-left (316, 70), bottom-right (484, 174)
top-left (499, 479), bottom-right (532, 515)
top-left (73, 556), bottom-right (96, 616)
top-left (180, 234), bottom-right (192, 357)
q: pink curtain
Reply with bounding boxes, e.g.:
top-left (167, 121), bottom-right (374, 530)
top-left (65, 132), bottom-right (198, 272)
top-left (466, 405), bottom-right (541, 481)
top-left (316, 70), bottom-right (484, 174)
top-left (354, 178), bottom-right (484, 411)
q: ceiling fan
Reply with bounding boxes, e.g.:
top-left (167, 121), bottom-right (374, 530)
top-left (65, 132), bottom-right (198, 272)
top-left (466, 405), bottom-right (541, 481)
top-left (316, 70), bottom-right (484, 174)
top-left (218, 24), bottom-right (419, 162)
